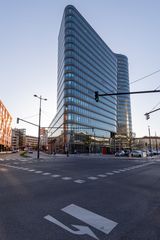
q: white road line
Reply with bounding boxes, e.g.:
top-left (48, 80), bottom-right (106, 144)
top-left (62, 177), bottom-right (72, 180)
top-left (97, 174), bottom-right (106, 177)
top-left (4, 164), bottom-right (11, 167)
top-left (74, 179), bottom-right (85, 184)
top-left (28, 169), bottom-right (35, 172)
top-left (42, 172), bottom-right (51, 175)
top-left (10, 166), bottom-right (23, 170)
top-left (51, 174), bottom-right (61, 178)
top-left (35, 171), bottom-right (43, 173)
top-left (19, 167), bottom-right (27, 170)
top-left (7, 165), bottom-right (16, 168)
top-left (106, 173), bottom-right (114, 175)
top-left (112, 171), bottom-right (120, 173)
top-left (88, 176), bottom-right (98, 180)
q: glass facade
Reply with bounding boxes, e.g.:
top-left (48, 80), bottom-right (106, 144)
top-left (48, 5), bottom-right (132, 153)
top-left (116, 54), bottom-right (132, 136)
top-left (114, 54), bottom-right (132, 150)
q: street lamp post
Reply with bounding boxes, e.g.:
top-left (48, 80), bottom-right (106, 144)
top-left (92, 128), bottom-right (95, 153)
top-left (155, 132), bottom-right (158, 154)
top-left (64, 104), bottom-right (69, 156)
top-left (34, 95), bottom-right (47, 159)
top-left (148, 125), bottom-right (152, 153)
top-left (129, 131), bottom-right (132, 152)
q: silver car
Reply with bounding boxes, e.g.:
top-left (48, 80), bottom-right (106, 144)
top-left (131, 150), bottom-right (146, 157)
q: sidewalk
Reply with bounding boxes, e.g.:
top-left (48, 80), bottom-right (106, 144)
top-left (0, 151), bottom-right (12, 154)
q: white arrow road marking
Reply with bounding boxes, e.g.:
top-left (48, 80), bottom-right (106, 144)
top-left (62, 204), bottom-right (118, 235)
top-left (44, 214), bottom-right (99, 240)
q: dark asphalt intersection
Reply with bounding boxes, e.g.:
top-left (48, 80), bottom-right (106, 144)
top-left (0, 155), bottom-right (160, 240)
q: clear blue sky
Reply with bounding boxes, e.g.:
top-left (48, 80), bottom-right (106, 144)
top-left (0, 0), bottom-right (160, 137)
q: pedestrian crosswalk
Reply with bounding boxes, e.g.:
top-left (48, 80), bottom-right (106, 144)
top-left (0, 160), bottom-right (155, 185)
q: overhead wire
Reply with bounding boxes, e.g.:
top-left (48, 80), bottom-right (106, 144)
top-left (41, 110), bottom-right (53, 119)
top-left (130, 68), bottom-right (160, 84)
top-left (130, 68), bottom-right (160, 114)
top-left (148, 101), bottom-right (160, 113)
top-left (154, 84), bottom-right (160, 91)
top-left (22, 114), bottom-right (39, 120)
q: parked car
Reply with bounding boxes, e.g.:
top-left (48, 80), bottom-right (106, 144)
top-left (115, 150), bottom-right (125, 157)
top-left (131, 150), bottom-right (146, 157)
top-left (146, 150), bottom-right (152, 156)
top-left (12, 149), bottom-right (19, 153)
top-left (12, 149), bottom-right (17, 153)
top-left (28, 149), bottom-right (33, 153)
top-left (152, 150), bottom-right (159, 155)
top-left (124, 150), bottom-right (130, 157)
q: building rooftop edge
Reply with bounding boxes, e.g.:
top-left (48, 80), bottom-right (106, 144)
top-left (64, 5), bottom-right (122, 58)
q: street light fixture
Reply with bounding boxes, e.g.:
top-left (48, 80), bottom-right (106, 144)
top-left (34, 94), bottom-right (47, 159)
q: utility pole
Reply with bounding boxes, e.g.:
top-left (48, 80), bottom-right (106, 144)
top-left (34, 95), bottom-right (47, 159)
top-left (92, 128), bottom-right (95, 153)
top-left (148, 126), bottom-right (152, 154)
top-left (155, 132), bottom-right (158, 154)
top-left (129, 131), bottom-right (132, 152)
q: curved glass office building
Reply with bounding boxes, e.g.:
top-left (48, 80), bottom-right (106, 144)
top-left (48, 5), bottom-right (132, 153)
top-left (116, 54), bottom-right (132, 136)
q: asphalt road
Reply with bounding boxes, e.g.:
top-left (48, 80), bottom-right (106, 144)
top-left (0, 154), bottom-right (160, 240)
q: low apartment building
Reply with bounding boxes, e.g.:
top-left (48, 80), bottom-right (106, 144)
top-left (26, 135), bottom-right (38, 149)
top-left (0, 100), bottom-right (12, 151)
top-left (11, 128), bottom-right (26, 150)
top-left (134, 136), bottom-right (160, 151)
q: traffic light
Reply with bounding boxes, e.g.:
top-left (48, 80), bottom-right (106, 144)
top-left (95, 91), bottom-right (99, 102)
top-left (145, 113), bottom-right (150, 120)
top-left (17, 118), bottom-right (19, 124)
